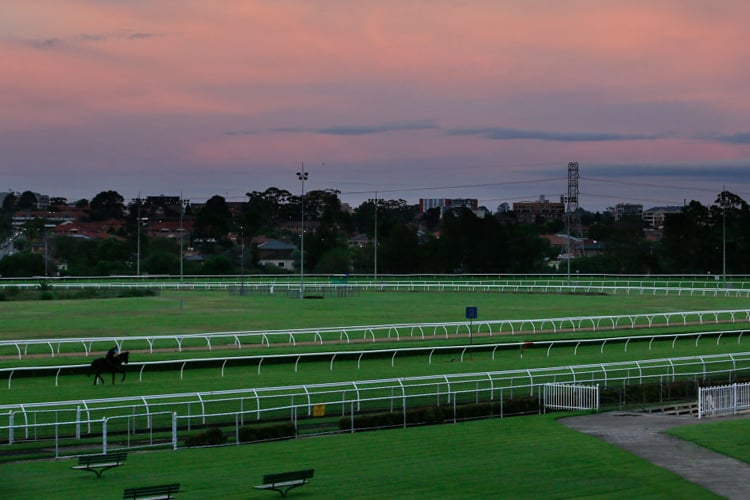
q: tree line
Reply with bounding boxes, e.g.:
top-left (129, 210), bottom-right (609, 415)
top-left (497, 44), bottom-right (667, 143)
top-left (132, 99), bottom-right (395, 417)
top-left (0, 188), bottom-right (747, 277)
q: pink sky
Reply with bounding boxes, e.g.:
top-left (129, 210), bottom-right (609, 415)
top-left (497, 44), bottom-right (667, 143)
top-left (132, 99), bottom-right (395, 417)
top-left (2, 1), bottom-right (750, 210)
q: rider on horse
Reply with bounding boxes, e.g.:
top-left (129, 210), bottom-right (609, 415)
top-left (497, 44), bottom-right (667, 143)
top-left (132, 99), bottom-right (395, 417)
top-left (106, 345), bottom-right (119, 367)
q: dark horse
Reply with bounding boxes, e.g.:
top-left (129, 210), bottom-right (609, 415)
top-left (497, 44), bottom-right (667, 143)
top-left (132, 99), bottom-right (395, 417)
top-left (88, 351), bottom-right (129, 385)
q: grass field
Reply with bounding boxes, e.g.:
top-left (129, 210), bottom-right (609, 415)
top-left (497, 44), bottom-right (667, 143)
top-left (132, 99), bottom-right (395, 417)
top-left (3, 287), bottom-right (749, 498)
top-left (668, 418), bottom-right (750, 463)
top-left (2, 290), bottom-right (749, 340)
top-left (2, 414), bottom-right (726, 499)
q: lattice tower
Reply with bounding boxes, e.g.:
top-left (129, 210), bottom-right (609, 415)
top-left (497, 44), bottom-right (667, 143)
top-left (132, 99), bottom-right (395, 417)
top-left (565, 162), bottom-right (585, 257)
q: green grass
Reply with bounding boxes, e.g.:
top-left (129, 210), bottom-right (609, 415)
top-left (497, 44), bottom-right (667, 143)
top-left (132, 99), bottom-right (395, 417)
top-left (2, 290), bottom-right (749, 340)
top-left (2, 287), bottom-right (747, 498)
top-left (667, 418), bottom-right (750, 463)
top-left (2, 334), bottom-right (747, 405)
top-left (2, 415), bottom-right (721, 499)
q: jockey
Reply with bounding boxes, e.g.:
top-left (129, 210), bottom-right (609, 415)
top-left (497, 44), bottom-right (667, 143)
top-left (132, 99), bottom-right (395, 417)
top-left (106, 345), bottom-right (119, 365)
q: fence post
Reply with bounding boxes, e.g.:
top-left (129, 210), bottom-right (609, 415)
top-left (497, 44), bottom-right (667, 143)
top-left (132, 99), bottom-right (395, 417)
top-left (102, 417), bottom-right (108, 454)
top-left (350, 401), bottom-right (354, 433)
top-left (8, 412), bottom-right (13, 445)
top-left (75, 406), bottom-right (81, 439)
top-left (453, 393), bottom-right (457, 423)
top-left (172, 412), bottom-right (178, 450)
top-left (403, 395), bottom-right (407, 429)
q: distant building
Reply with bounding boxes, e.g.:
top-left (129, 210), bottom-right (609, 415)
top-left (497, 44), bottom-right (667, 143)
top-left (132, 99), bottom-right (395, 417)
top-left (512, 196), bottom-right (565, 224)
top-left (643, 206), bottom-right (682, 228)
top-left (256, 239), bottom-right (297, 270)
top-left (1, 191), bottom-right (49, 210)
top-left (613, 203), bottom-right (643, 221)
top-left (418, 198), bottom-right (479, 216)
top-left (145, 195), bottom-right (181, 207)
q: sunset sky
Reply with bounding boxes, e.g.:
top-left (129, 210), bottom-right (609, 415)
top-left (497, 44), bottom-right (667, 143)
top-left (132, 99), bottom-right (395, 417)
top-left (3, 0), bottom-right (750, 211)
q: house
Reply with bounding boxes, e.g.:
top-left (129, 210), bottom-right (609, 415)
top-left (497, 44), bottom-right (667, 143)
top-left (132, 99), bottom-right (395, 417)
top-left (348, 233), bottom-right (370, 248)
top-left (256, 239), bottom-right (297, 271)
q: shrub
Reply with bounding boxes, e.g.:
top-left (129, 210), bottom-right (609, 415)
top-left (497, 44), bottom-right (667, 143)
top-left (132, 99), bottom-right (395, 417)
top-left (238, 422), bottom-right (295, 443)
top-left (184, 426), bottom-right (226, 447)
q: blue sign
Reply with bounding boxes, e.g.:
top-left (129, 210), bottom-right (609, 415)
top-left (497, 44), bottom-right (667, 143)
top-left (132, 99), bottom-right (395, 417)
top-left (465, 306), bottom-right (478, 319)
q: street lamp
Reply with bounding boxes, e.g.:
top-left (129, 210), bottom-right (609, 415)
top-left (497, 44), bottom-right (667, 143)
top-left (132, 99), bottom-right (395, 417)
top-left (239, 225), bottom-right (245, 295)
top-left (179, 195), bottom-right (189, 285)
top-left (135, 195), bottom-right (148, 277)
top-left (136, 194), bottom-right (142, 276)
top-left (721, 188), bottom-right (727, 285)
top-left (296, 163), bottom-right (309, 300)
top-left (43, 223), bottom-right (55, 277)
top-left (374, 192), bottom-right (378, 282)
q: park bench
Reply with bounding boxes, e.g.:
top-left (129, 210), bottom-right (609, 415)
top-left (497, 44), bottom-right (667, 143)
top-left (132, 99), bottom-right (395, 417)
top-left (254, 469), bottom-right (314, 497)
top-left (71, 451), bottom-right (128, 479)
top-left (122, 483), bottom-right (180, 499)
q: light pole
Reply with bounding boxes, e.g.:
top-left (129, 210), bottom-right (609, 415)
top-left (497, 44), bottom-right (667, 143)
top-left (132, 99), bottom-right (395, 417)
top-left (136, 194), bottom-right (141, 276)
top-left (722, 188), bottom-right (727, 285)
top-left (179, 193), bottom-right (190, 285)
top-left (374, 192), bottom-right (378, 282)
top-left (240, 225), bottom-right (245, 295)
top-left (43, 223), bottom-right (55, 276)
top-left (296, 163), bottom-right (309, 299)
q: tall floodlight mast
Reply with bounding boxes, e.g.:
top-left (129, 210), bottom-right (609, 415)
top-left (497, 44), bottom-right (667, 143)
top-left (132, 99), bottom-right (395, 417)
top-left (564, 162), bottom-right (581, 284)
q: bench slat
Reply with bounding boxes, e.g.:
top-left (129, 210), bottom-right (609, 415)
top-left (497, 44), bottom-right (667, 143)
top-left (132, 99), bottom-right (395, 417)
top-left (72, 452), bottom-right (128, 479)
top-left (255, 470), bottom-right (313, 497)
top-left (123, 483), bottom-right (180, 500)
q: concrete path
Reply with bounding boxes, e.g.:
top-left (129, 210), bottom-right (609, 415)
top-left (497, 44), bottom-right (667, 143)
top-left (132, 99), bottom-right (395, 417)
top-left (560, 412), bottom-right (750, 499)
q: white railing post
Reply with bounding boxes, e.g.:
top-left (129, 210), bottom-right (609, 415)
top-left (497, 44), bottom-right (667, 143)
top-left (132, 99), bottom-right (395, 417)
top-left (102, 417), bottom-right (108, 454)
top-left (172, 412), bottom-right (178, 450)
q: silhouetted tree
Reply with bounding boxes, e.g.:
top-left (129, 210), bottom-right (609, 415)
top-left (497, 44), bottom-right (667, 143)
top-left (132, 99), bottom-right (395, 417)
top-left (90, 191), bottom-right (125, 221)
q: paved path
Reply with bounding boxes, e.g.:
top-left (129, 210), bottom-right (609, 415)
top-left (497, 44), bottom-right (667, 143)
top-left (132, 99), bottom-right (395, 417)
top-left (560, 412), bottom-right (750, 499)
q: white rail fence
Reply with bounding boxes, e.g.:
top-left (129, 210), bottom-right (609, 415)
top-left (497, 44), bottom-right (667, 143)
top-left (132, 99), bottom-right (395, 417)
top-left (2, 309), bottom-right (749, 359)
top-left (3, 352), bottom-right (749, 457)
top-left (543, 383), bottom-right (600, 412)
top-left (3, 274), bottom-right (750, 294)
top-left (2, 330), bottom-right (748, 389)
top-left (698, 382), bottom-right (750, 419)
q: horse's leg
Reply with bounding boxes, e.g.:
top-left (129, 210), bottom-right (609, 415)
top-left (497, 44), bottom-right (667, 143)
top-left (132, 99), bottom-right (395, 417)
top-left (111, 369), bottom-right (116, 384)
top-left (120, 367), bottom-right (126, 383)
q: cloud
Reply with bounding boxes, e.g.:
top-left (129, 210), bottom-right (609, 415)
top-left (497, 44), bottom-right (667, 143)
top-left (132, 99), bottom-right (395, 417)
top-left (265, 120), bottom-right (439, 136)
top-left (224, 129), bottom-right (258, 136)
top-left (445, 127), bottom-right (664, 142)
top-left (713, 131), bottom-right (750, 144)
top-left (30, 31), bottom-right (155, 49)
top-left (581, 161), bottom-right (750, 180)
top-left (33, 38), bottom-right (63, 49)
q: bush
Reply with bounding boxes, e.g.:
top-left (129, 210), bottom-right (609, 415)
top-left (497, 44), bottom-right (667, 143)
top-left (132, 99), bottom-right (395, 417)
top-left (238, 422), bottom-right (295, 443)
top-left (184, 426), bottom-right (226, 447)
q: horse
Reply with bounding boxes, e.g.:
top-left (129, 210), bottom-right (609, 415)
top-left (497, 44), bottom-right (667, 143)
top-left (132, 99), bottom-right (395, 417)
top-left (88, 351), bottom-right (129, 385)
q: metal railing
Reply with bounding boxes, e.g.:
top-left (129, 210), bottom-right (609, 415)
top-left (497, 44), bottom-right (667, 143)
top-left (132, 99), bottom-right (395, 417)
top-left (3, 352), bottom-right (749, 457)
top-left (2, 308), bottom-right (749, 359)
top-left (698, 382), bottom-right (750, 418)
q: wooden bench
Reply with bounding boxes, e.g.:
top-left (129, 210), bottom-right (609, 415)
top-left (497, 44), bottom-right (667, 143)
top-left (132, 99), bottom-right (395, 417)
top-left (71, 451), bottom-right (128, 479)
top-left (254, 469), bottom-right (314, 497)
top-left (122, 483), bottom-right (180, 499)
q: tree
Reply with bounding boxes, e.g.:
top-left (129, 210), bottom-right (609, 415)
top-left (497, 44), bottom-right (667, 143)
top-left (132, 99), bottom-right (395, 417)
top-left (2, 192), bottom-right (17, 211)
top-left (658, 201), bottom-right (712, 273)
top-left (243, 187), bottom-right (295, 234)
top-left (0, 252), bottom-right (45, 277)
top-left (90, 191), bottom-right (125, 221)
top-left (193, 195), bottom-right (232, 241)
top-left (17, 191), bottom-right (38, 210)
